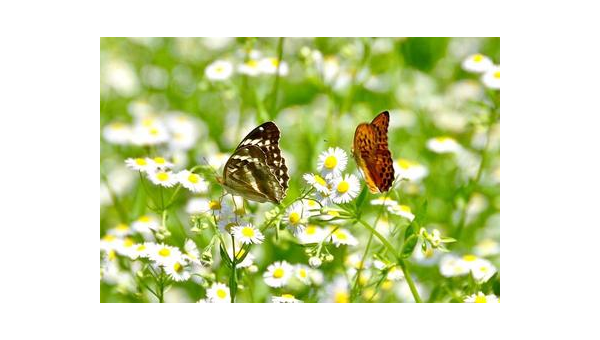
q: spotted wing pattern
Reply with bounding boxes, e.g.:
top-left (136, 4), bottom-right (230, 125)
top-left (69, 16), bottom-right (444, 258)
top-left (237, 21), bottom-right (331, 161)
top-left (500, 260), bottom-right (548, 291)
top-left (352, 111), bottom-right (395, 193)
top-left (222, 122), bottom-right (289, 204)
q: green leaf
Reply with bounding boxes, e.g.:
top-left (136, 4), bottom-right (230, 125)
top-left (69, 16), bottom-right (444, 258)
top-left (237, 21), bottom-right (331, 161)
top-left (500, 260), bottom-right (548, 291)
top-left (355, 186), bottom-right (368, 211)
top-left (401, 234), bottom-right (419, 258)
top-left (219, 244), bottom-right (232, 268)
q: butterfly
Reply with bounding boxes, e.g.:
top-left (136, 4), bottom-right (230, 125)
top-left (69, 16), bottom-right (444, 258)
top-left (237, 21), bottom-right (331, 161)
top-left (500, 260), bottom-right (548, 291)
top-left (352, 111), bottom-right (395, 193)
top-left (217, 122), bottom-right (289, 204)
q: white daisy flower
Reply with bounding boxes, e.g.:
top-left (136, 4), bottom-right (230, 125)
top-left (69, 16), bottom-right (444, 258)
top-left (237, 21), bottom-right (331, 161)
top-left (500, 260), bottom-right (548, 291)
top-left (387, 204), bottom-right (415, 221)
top-left (204, 60), bottom-right (233, 81)
top-left (330, 228), bottom-right (358, 247)
top-left (303, 173), bottom-right (330, 193)
top-left (462, 53), bottom-right (493, 73)
top-left (227, 245), bottom-right (255, 269)
top-left (131, 215), bottom-right (160, 233)
top-left (177, 170), bottom-right (209, 193)
top-left (258, 57), bottom-right (289, 76)
top-left (317, 147), bottom-right (348, 179)
top-left (464, 291), bottom-right (499, 303)
top-left (302, 198), bottom-right (322, 215)
top-left (114, 237), bottom-right (137, 258)
top-left (439, 254), bottom-right (470, 277)
top-left (206, 282), bottom-right (231, 303)
top-left (148, 156), bottom-right (174, 170)
top-left (482, 65), bottom-right (500, 89)
top-left (183, 239), bottom-right (201, 265)
top-left (164, 259), bottom-right (192, 282)
top-left (295, 264), bottom-right (312, 285)
top-left (231, 223), bottom-right (264, 245)
top-left (125, 157), bottom-right (153, 172)
top-left (386, 266), bottom-right (405, 281)
top-left (298, 224), bottom-right (327, 244)
top-left (107, 223), bottom-right (133, 237)
top-left (263, 261), bottom-right (294, 288)
top-left (375, 218), bottom-right (393, 237)
top-left (283, 201), bottom-right (309, 235)
top-left (474, 239), bottom-right (500, 257)
top-left (370, 196), bottom-right (398, 207)
top-left (169, 129), bottom-right (199, 151)
top-left (103, 122), bottom-right (132, 145)
top-left (147, 243), bottom-right (183, 267)
top-left (272, 294), bottom-right (301, 303)
top-left (131, 123), bottom-right (170, 146)
top-left (147, 169), bottom-right (178, 187)
top-left (426, 136), bottom-right (462, 154)
top-left (237, 59), bottom-right (261, 76)
top-left (131, 242), bottom-right (151, 260)
top-left (100, 234), bottom-right (120, 252)
top-left (330, 174), bottom-right (360, 204)
top-left (393, 158), bottom-right (429, 182)
top-left (462, 254), bottom-right (497, 283)
top-left (324, 276), bottom-right (350, 303)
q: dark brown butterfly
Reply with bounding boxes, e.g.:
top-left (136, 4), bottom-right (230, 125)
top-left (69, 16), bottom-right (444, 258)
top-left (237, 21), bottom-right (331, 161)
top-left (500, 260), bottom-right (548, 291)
top-left (352, 111), bottom-right (395, 193)
top-left (217, 122), bottom-right (289, 204)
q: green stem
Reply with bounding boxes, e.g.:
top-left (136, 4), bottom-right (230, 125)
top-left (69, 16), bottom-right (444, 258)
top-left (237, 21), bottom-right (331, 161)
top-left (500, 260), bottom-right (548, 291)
top-left (356, 218), bottom-right (422, 303)
top-left (230, 234), bottom-right (237, 303)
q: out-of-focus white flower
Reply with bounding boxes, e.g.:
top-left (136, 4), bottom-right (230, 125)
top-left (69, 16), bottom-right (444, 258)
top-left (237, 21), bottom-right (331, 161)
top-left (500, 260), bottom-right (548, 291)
top-left (103, 122), bottom-right (132, 144)
top-left (238, 59), bottom-right (261, 76)
top-left (319, 55), bottom-right (340, 83)
top-left (231, 223), bottom-right (264, 245)
top-left (394, 158), bottom-right (429, 182)
top-left (463, 255), bottom-right (497, 283)
top-left (464, 291), bottom-right (499, 303)
top-left (131, 215), bottom-right (160, 233)
top-left (370, 197), bottom-right (398, 207)
top-left (272, 294), bottom-right (301, 303)
top-left (258, 57), bottom-right (289, 76)
top-left (177, 170), bottom-right (208, 193)
top-left (426, 136), bottom-right (462, 154)
top-left (147, 169), bottom-right (178, 187)
top-left (183, 239), bottom-right (201, 265)
top-left (103, 59), bottom-right (140, 96)
top-left (440, 254), bottom-right (470, 277)
top-left (482, 65), bottom-right (500, 89)
top-left (207, 153), bottom-right (229, 170)
top-left (125, 157), bottom-right (153, 172)
top-left (330, 228), bottom-right (358, 247)
top-left (317, 147), bottom-right (348, 179)
top-left (131, 123), bottom-right (170, 146)
top-left (294, 264), bottom-right (312, 285)
top-left (324, 276), bottom-right (350, 303)
top-left (387, 204), bottom-right (415, 221)
top-left (263, 261), bottom-right (294, 288)
top-left (107, 223), bottom-right (133, 237)
top-left (462, 53), bottom-right (493, 73)
top-left (330, 174), bottom-right (360, 204)
top-left (206, 282), bottom-right (230, 303)
top-left (205, 60), bottom-right (233, 81)
top-left (141, 65), bottom-right (169, 89)
top-left (185, 197), bottom-right (211, 215)
top-left (474, 239), bottom-right (500, 257)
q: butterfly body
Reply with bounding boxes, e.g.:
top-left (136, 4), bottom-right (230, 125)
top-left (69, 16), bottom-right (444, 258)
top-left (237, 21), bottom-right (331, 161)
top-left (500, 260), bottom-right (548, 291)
top-left (219, 122), bottom-right (289, 204)
top-left (352, 111), bottom-right (395, 193)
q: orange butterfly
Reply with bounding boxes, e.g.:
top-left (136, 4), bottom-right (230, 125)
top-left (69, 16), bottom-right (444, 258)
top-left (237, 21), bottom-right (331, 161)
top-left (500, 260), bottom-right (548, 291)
top-left (352, 111), bottom-right (395, 193)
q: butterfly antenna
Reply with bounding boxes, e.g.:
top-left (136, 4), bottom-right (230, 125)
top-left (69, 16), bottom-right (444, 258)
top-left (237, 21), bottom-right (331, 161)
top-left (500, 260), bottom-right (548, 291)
top-left (201, 157), bottom-right (220, 178)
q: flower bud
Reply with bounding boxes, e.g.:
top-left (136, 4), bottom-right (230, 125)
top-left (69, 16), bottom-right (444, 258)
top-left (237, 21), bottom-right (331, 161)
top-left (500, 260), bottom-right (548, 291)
top-left (309, 257), bottom-right (322, 268)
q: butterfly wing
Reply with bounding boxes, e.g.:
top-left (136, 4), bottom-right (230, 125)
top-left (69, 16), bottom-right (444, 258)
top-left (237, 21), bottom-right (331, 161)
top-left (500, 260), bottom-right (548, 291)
top-left (353, 111), bottom-right (394, 193)
top-left (221, 122), bottom-right (289, 204)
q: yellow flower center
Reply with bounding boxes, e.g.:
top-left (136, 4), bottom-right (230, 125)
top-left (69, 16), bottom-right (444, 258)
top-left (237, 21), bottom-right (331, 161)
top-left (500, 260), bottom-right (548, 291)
top-left (289, 212), bottom-right (301, 225)
top-left (158, 248), bottom-right (171, 257)
top-left (494, 71), bottom-right (500, 79)
top-left (149, 128), bottom-right (159, 136)
top-left (475, 295), bottom-right (487, 303)
top-left (241, 226), bottom-right (255, 238)
top-left (116, 223), bottom-right (129, 231)
top-left (314, 175), bottom-right (327, 186)
top-left (138, 215), bottom-right (151, 223)
top-left (381, 280), bottom-right (393, 290)
top-left (247, 60), bottom-right (258, 68)
top-left (435, 136), bottom-right (452, 143)
top-left (273, 268), bottom-right (285, 279)
top-left (399, 205), bottom-right (411, 213)
top-left (174, 262), bottom-right (183, 273)
top-left (188, 173), bottom-right (200, 184)
top-left (123, 238), bottom-right (134, 247)
top-left (135, 158), bottom-right (147, 166)
top-left (463, 254), bottom-right (477, 262)
top-left (334, 230), bottom-right (347, 240)
top-left (398, 159), bottom-right (412, 169)
top-left (142, 118), bottom-right (154, 127)
top-left (102, 234), bottom-right (116, 242)
top-left (299, 269), bottom-right (307, 278)
top-left (337, 180), bottom-right (349, 193)
top-left (324, 155), bottom-right (337, 169)
top-left (154, 157), bottom-right (165, 164)
top-left (306, 225), bottom-right (317, 235)
top-left (215, 65), bottom-right (224, 73)
top-left (108, 249), bottom-right (116, 260)
top-left (157, 172), bottom-right (169, 181)
top-left (281, 294), bottom-right (294, 299)
top-left (111, 122), bottom-right (125, 129)
top-left (136, 244), bottom-right (146, 251)
top-left (473, 54), bottom-right (483, 62)
top-left (334, 291), bottom-right (349, 303)
top-left (270, 58), bottom-right (279, 67)
top-left (217, 289), bottom-right (227, 299)
top-left (209, 200), bottom-right (221, 210)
